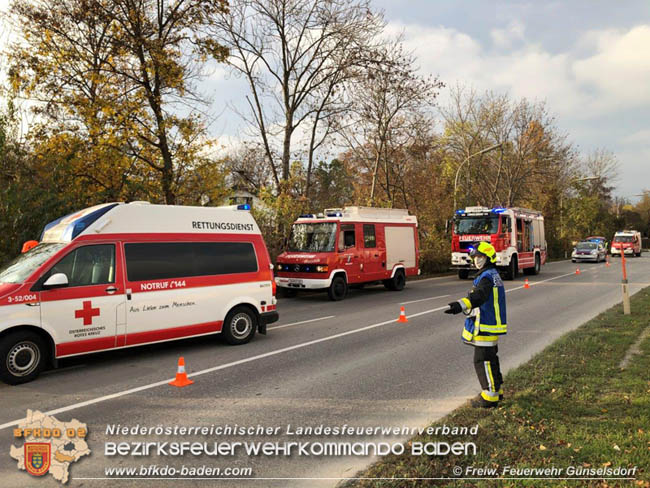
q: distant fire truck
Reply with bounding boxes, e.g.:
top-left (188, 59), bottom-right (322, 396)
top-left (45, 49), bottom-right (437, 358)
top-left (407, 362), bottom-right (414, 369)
top-left (275, 207), bottom-right (419, 301)
top-left (450, 206), bottom-right (547, 279)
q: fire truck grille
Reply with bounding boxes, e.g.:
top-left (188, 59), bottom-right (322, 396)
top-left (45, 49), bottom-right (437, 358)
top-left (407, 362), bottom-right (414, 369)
top-left (277, 264), bottom-right (325, 273)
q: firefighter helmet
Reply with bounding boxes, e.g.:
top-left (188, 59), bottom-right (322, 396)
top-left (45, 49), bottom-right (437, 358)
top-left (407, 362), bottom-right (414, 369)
top-left (470, 241), bottom-right (497, 264)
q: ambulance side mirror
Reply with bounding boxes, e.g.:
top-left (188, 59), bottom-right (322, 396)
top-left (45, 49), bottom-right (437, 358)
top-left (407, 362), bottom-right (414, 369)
top-left (43, 273), bottom-right (69, 289)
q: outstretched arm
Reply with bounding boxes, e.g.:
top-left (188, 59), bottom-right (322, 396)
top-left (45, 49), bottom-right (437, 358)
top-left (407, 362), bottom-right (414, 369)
top-left (445, 276), bottom-right (493, 314)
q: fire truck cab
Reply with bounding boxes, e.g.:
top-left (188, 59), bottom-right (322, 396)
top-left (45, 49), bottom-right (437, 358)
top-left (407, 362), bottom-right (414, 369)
top-left (451, 206), bottom-right (547, 280)
top-left (275, 207), bottom-right (419, 301)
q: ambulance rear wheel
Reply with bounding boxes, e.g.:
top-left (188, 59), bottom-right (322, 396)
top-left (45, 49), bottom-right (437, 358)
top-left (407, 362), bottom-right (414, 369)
top-left (328, 275), bottom-right (348, 301)
top-left (0, 331), bottom-right (47, 385)
top-left (222, 306), bottom-right (257, 345)
top-left (458, 269), bottom-right (470, 279)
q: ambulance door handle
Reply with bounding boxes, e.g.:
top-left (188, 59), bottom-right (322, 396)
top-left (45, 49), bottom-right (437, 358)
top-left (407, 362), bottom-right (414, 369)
top-left (105, 286), bottom-right (118, 294)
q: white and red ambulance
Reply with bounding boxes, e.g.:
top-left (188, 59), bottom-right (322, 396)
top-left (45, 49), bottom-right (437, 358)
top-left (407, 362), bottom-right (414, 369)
top-left (275, 207), bottom-right (419, 300)
top-left (0, 202), bottom-right (278, 384)
top-left (450, 206), bottom-right (547, 279)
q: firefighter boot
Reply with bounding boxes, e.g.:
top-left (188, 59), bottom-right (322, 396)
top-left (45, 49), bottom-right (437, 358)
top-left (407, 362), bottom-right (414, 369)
top-left (470, 394), bottom-right (499, 409)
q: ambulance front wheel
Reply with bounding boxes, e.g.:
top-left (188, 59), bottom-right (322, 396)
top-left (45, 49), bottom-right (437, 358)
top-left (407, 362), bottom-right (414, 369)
top-left (222, 306), bottom-right (257, 345)
top-left (0, 331), bottom-right (47, 385)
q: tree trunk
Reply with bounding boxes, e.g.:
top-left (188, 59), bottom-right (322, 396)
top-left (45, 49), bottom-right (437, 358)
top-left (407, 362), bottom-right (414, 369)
top-left (282, 123), bottom-right (292, 181)
top-left (370, 148), bottom-right (381, 204)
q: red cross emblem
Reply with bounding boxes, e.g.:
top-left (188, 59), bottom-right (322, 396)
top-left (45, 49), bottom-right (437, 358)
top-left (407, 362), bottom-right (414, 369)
top-left (74, 300), bottom-right (100, 325)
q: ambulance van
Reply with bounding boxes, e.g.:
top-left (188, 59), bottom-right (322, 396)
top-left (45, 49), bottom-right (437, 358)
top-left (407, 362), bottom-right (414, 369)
top-left (0, 202), bottom-right (278, 384)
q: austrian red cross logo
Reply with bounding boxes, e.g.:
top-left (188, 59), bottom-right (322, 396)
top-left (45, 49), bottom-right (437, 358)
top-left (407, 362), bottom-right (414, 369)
top-left (74, 300), bottom-right (100, 325)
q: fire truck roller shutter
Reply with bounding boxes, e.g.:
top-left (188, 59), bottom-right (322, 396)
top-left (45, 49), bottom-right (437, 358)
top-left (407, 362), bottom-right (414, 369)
top-left (385, 226), bottom-right (416, 270)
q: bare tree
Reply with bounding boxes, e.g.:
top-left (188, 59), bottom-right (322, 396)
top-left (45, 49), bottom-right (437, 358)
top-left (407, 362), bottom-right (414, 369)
top-left (224, 142), bottom-right (275, 193)
top-left (210, 0), bottom-right (386, 189)
top-left (441, 88), bottom-right (577, 208)
top-left (342, 40), bottom-right (442, 204)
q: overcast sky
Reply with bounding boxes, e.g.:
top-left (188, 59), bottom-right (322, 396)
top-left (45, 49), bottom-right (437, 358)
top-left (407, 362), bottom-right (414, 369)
top-left (1, 1), bottom-right (649, 201)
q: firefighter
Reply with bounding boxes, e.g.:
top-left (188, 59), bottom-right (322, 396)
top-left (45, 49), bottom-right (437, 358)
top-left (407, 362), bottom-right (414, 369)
top-left (445, 241), bottom-right (506, 408)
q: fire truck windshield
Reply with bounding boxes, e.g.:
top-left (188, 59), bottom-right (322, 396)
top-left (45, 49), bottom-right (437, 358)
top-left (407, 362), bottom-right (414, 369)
top-left (288, 222), bottom-right (338, 252)
top-left (455, 216), bottom-right (499, 235)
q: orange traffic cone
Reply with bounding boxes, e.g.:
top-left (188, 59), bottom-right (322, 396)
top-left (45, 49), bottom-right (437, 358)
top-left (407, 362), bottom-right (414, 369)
top-left (524, 278), bottom-right (530, 289)
top-left (575, 268), bottom-right (581, 275)
top-left (397, 306), bottom-right (408, 323)
top-left (606, 256), bottom-right (610, 267)
top-left (169, 357), bottom-right (194, 387)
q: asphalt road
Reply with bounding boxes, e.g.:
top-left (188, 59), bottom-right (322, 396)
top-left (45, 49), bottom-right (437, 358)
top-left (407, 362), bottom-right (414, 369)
top-left (1, 256), bottom-right (649, 487)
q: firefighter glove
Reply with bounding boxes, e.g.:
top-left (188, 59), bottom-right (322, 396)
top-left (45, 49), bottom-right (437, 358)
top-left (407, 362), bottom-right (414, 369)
top-left (445, 301), bottom-right (463, 314)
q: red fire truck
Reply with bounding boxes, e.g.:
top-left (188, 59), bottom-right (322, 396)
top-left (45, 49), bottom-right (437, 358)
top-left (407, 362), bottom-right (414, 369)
top-left (450, 206), bottom-right (547, 280)
top-left (275, 207), bottom-right (419, 300)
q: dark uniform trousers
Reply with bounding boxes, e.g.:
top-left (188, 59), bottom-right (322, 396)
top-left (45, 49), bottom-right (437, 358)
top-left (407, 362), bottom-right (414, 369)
top-left (473, 345), bottom-right (503, 394)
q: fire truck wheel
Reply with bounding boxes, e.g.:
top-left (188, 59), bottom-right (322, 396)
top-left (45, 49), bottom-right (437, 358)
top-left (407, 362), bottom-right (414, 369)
top-left (458, 269), bottom-right (470, 279)
top-left (328, 275), bottom-right (348, 301)
top-left (504, 256), bottom-right (518, 280)
top-left (222, 306), bottom-right (257, 345)
top-left (0, 330), bottom-right (47, 385)
top-left (385, 270), bottom-right (406, 291)
top-left (524, 254), bottom-right (541, 275)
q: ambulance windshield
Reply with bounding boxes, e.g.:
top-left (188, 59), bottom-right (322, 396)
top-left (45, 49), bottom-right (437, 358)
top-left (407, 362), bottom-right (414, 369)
top-left (0, 243), bottom-right (65, 284)
top-left (455, 216), bottom-right (499, 235)
top-left (288, 223), bottom-right (337, 253)
top-left (613, 235), bottom-right (634, 243)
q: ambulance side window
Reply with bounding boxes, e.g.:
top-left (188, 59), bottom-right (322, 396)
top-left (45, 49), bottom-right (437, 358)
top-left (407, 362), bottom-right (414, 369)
top-left (124, 242), bottom-right (258, 281)
top-left (46, 245), bottom-right (115, 287)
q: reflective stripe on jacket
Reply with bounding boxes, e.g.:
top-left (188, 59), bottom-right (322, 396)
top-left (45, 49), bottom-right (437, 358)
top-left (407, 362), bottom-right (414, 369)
top-left (461, 267), bottom-right (507, 346)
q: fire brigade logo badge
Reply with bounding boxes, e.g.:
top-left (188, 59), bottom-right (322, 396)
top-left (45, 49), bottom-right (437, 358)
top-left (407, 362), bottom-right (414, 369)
top-left (25, 443), bottom-right (51, 476)
top-left (11, 410), bottom-right (90, 484)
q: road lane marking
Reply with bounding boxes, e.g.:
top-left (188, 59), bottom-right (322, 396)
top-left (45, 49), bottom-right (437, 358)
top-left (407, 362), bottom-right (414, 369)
top-left (507, 268), bottom-right (598, 292)
top-left (268, 316), bottom-right (335, 330)
top-left (0, 307), bottom-right (449, 430)
top-left (409, 275), bottom-right (456, 283)
top-left (0, 263), bottom-right (622, 431)
top-left (401, 295), bottom-right (450, 305)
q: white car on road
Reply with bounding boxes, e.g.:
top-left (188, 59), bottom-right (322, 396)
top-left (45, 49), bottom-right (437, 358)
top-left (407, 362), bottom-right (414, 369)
top-left (572, 241), bottom-right (606, 263)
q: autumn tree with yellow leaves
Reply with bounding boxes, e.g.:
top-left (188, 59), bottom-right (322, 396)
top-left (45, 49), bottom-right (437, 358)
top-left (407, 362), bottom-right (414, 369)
top-left (8, 0), bottom-right (229, 205)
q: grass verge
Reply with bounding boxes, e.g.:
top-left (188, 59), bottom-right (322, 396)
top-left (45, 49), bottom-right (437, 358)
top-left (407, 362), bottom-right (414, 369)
top-left (345, 288), bottom-right (650, 487)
